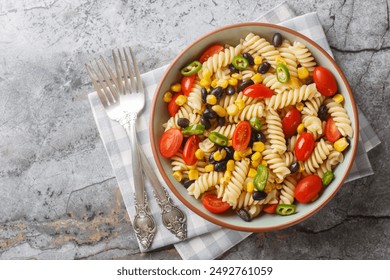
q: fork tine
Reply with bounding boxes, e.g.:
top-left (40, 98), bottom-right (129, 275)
top-left (93, 60), bottom-right (115, 105)
top-left (123, 47), bottom-right (136, 93)
top-left (85, 63), bottom-right (108, 107)
top-left (112, 49), bottom-right (124, 95)
top-left (129, 47), bottom-right (144, 94)
top-left (117, 49), bottom-right (131, 94)
top-left (96, 59), bottom-right (118, 103)
top-left (100, 55), bottom-right (120, 101)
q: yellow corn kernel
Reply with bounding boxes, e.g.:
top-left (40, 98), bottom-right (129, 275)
top-left (173, 171), bottom-right (183, 182)
top-left (251, 159), bottom-right (260, 168)
top-left (188, 169), bottom-right (199, 180)
top-left (200, 78), bottom-right (211, 88)
top-left (202, 68), bottom-right (212, 80)
top-left (252, 141), bottom-right (265, 152)
top-left (297, 123), bottom-right (305, 134)
top-left (211, 79), bottom-right (218, 88)
top-left (246, 181), bottom-right (255, 193)
top-left (275, 55), bottom-right (287, 65)
top-left (297, 161), bottom-right (305, 173)
top-left (296, 102), bottom-right (304, 111)
top-left (231, 73), bottom-right (242, 80)
top-left (233, 151), bottom-right (242, 161)
top-left (254, 55), bottom-right (262, 65)
top-left (217, 79), bottom-right (229, 89)
top-left (195, 149), bottom-right (204, 160)
top-left (227, 160), bottom-right (235, 171)
top-left (213, 150), bottom-right (223, 161)
top-left (220, 149), bottom-right (227, 159)
top-left (251, 151), bottom-right (262, 162)
top-left (228, 77), bottom-right (238, 86)
top-left (334, 137), bottom-right (349, 152)
top-left (223, 170), bottom-right (232, 182)
top-left (175, 95), bottom-right (187, 106)
top-left (187, 164), bottom-right (197, 170)
top-left (227, 139), bottom-right (233, 147)
top-left (333, 93), bottom-right (344, 104)
top-left (287, 76), bottom-right (301, 89)
top-left (171, 83), bottom-right (181, 92)
top-left (206, 94), bottom-right (217, 105)
top-left (261, 159), bottom-right (267, 167)
top-left (298, 66), bottom-right (309, 80)
top-left (248, 168), bottom-right (257, 178)
top-left (163, 91), bottom-right (172, 103)
top-left (234, 99), bottom-right (245, 110)
top-left (227, 104), bottom-right (239, 116)
top-left (204, 164), bottom-right (214, 172)
top-left (212, 105), bottom-right (227, 117)
top-left (251, 73), bottom-right (263, 84)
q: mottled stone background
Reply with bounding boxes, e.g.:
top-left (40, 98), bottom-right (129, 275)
top-left (0, 0), bottom-right (389, 259)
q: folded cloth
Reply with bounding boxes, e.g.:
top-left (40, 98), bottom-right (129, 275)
top-left (88, 1), bottom-right (380, 259)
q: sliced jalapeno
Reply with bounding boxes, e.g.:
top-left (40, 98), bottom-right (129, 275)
top-left (208, 131), bottom-right (228, 146)
top-left (249, 117), bottom-right (262, 131)
top-left (232, 56), bottom-right (249, 70)
top-left (182, 124), bottom-right (205, 135)
top-left (276, 204), bottom-right (296, 216)
top-left (181, 60), bottom-right (202, 76)
top-left (322, 171), bottom-right (334, 186)
top-left (276, 63), bottom-right (290, 83)
top-left (253, 164), bottom-right (268, 191)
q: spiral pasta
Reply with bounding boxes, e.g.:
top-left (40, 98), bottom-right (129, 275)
top-left (266, 109), bottom-right (287, 154)
top-left (262, 73), bottom-right (291, 94)
top-left (227, 102), bottom-right (265, 123)
top-left (303, 115), bottom-right (323, 136)
top-left (187, 171), bottom-right (223, 199)
top-left (303, 139), bottom-right (334, 174)
top-left (279, 175), bottom-right (298, 205)
top-left (242, 33), bottom-right (280, 68)
top-left (277, 39), bottom-right (298, 77)
top-left (325, 99), bottom-right (353, 138)
top-left (316, 150), bottom-right (344, 178)
top-left (262, 143), bottom-right (290, 182)
top-left (221, 159), bottom-right (250, 207)
top-left (289, 41), bottom-right (317, 72)
top-left (267, 83), bottom-right (318, 110)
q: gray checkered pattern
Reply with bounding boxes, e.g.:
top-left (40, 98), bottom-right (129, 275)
top-left (88, 1), bottom-right (380, 260)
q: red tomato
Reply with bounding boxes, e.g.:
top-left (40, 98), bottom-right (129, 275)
top-left (159, 128), bottom-right (183, 158)
top-left (168, 93), bottom-right (181, 117)
top-left (181, 75), bottom-right (196, 96)
top-left (295, 175), bottom-right (323, 203)
top-left (263, 204), bottom-right (278, 214)
top-left (199, 44), bottom-right (224, 63)
top-left (325, 117), bottom-right (341, 142)
top-left (202, 193), bottom-right (231, 214)
top-left (294, 132), bottom-right (315, 161)
top-left (313, 66), bottom-right (338, 97)
top-left (282, 108), bottom-right (301, 138)
top-left (182, 135), bottom-right (200, 165)
top-left (242, 84), bottom-right (274, 98)
top-left (232, 121), bottom-right (252, 151)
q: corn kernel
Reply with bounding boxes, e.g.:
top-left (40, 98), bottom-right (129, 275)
top-left (173, 171), bottom-right (183, 182)
top-left (211, 79), bottom-right (218, 88)
top-left (228, 77), bottom-right (238, 86)
top-left (248, 168), bottom-right (257, 178)
top-left (239, 147), bottom-right (252, 157)
top-left (297, 123), bottom-right (305, 134)
top-left (163, 91), bottom-right (172, 103)
top-left (251, 159), bottom-right (260, 168)
top-left (251, 151), bottom-right (262, 161)
top-left (296, 102), bottom-right (304, 111)
top-left (204, 164), bottom-right (214, 172)
top-left (188, 169), bottom-right (199, 180)
top-left (298, 67), bottom-right (309, 80)
top-left (223, 170), bottom-right (232, 182)
top-left (261, 159), bottom-right (267, 167)
top-left (194, 149), bottom-right (204, 160)
top-left (187, 164), bottom-right (197, 170)
top-left (233, 151), bottom-right (242, 161)
top-left (231, 73), bottom-right (242, 80)
top-left (213, 150), bottom-right (223, 161)
top-left (334, 137), bottom-right (349, 152)
top-left (203, 68), bottom-right (212, 80)
top-left (234, 99), bottom-right (245, 110)
top-left (217, 79), bottom-right (229, 89)
top-left (287, 76), bottom-right (301, 89)
top-left (275, 55), bottom-right (287, 65)
top-left (227, 139), bottom-right (233, 147)
top-left (227, 104), bottom-right (239, 116)
top-left (254, 55), bottom-right (262, 65)
top-left (212, 105), bottom-right (227, 117)
top-left (171, 83), bottom-right (181, 92)
top-left (227, 160), bottom-right (235, 171)
top-left (206, 94), bottom-right (217, 105)
top-left (251, 73), bottom-right (263, 84)
top-left (298, 161), bottom-right (305, 172)
top-left (246, 181), bottom-right (255, 193)
top-left (333, 93), bottom-right (344, 104)
top-left (200, 78), bottom-right (211, 88)
top-left (175, 95), bottom-right (187, 106)
top-left (252, 141), bottom-right (265, 152)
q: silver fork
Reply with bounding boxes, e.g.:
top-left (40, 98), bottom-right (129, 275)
top-left (85, 48), bottom-right (156, 249)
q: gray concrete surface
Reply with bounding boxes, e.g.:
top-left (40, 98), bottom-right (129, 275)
top-left (0, 0), bottom-right (389, 259)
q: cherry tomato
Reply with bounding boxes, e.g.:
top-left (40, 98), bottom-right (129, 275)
top-left (313, 66), bottom-right (338, 97)
top-left (181, 75), bottom-right (196, 96)
top-left (168, 92), bottom-right (181, 117)
top-left (263, 204), bottom-right (278, 214)
top-left (201, 193), bottom-right (231, 214)
top-left (159, 128), bottom-right (183, 158)
top-left (199, 44), bottom-right (224, 63)
top-left (232, 121), bottom-right (252, 151)
top-left (325, 117), bottom-right (342, 143)
top-left (294, 132), bottom-right (315, 161)
top-left (183, 135), bottom-right (200, 165)
top-left (242, 84), bottom-right (274, 98)
top-left (295, 175), bottom-right (323, 203)
top-left (282, 108), bottom-right (301, 138)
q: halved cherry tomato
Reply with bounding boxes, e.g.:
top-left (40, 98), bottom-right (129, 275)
top-left (263, 204), bottom-right (278, 214)
top-left (181, 75), bottom-right (196, 96)
top-left (325, 117), bottom-right (341, 143)
top-left (159, 128), bottom-right (183, 158)
top-left (202, 193), bottom-right (231, 214)
top-left (168, 92), bottom-right (181, 117)
top-left (294, 132), bottom-right (315, 161)
top-left (242, 84), bottom-right (274, 98)
top-left (199, 44), bottom-right (224, 63)
top-left (232, 121), bottom-right (252, 151)
top-left (182, 135), bottom-right (200, 165)
top-left (295, 175), bottom-right (323, 203)
top-left (313, 66), bottom-right (338, 97)
top-left (282, 108), bottom-right (301, 138)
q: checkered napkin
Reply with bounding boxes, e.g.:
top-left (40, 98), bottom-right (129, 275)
top-left (88, 1), bottom-right (381, 259)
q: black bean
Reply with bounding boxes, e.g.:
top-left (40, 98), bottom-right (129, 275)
top-left (225, 85), bottom-right (236, 95)
top-left (210, 86), bottom-right (224, 100)
top-left (229, 63), bottom-right (239, 73)
top-left (289, 161), bottom-right (299, 173)
top-left (217, 116), bottom-right (226, 126)
top-left (177, 118), bottom-right (190, 128)
top-left (203, 108), bottom-right (217, 119)
top-left (208, 151), bottom-right (216, 164)
top-left (272, 32), bottom-right (283, 47)
top-left (252, 191), bottom-right (267, 201)
top-left (236, 209), bottom-right (252, 222)
top-left (200, 116), bottom-right (211, 129)
top-left (201, 87), bottom-right (208, 103)
top-left (182, 179), bottom-right (195, 189)
top-left (223, 146), bottom-right (234, 160)
top-left (318, 104), bottom-right (328, 121)
top-left (257, 62), bottom-right (271, 74)
top-left (252, 130), bottom-right (267, 143)
top-left (242, 52), bottom-right (255, 66)
top-left (237, 79), bottom-right (254, 93)
top-left (214, 161), bottom-right (227, 172)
